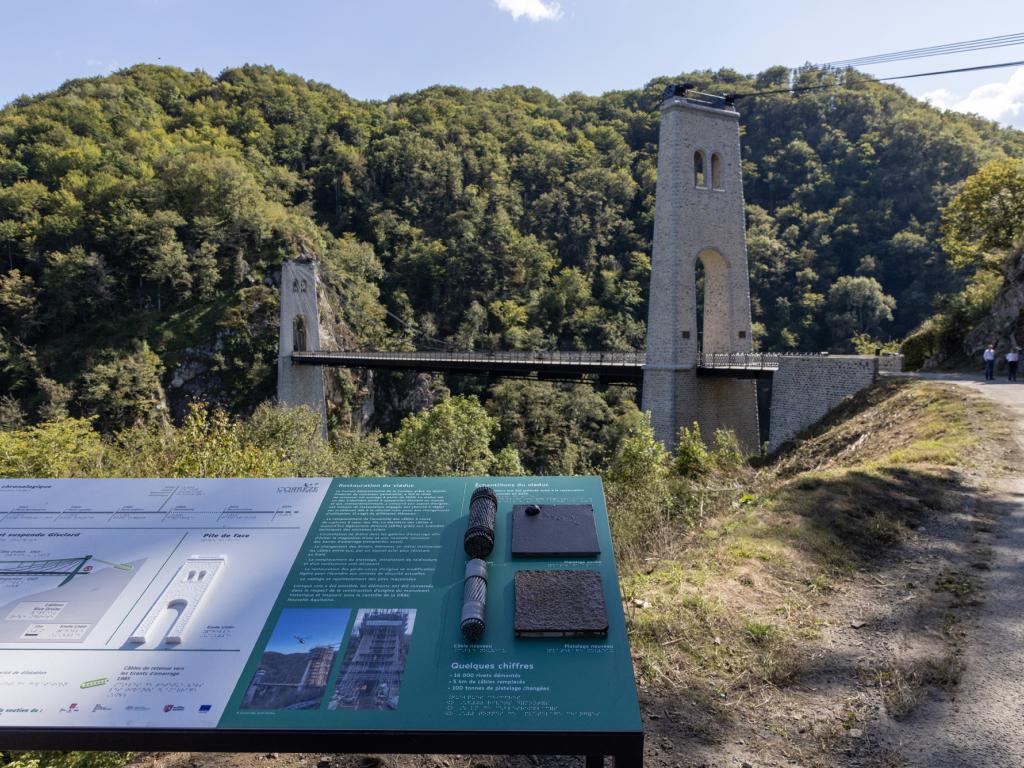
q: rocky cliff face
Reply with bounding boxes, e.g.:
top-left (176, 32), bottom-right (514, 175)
top-left (316, 273), bottom-right (446, 434)
top-left (925, 248), bottom-right (1024, 369)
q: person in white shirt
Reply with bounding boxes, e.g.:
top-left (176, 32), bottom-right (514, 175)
top-left (1007, 347), bottom-right (1020, 382)
top-left (984, 344), bottom-right (996, 381)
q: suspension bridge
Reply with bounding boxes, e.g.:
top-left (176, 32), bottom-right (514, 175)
top-left (0, 556), bottom-right (133, 587)
top-left (290, 349), bottom-right (788, 382)
top-left (277, 86), bottom-right (902, 452)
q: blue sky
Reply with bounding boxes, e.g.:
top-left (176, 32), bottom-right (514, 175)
top-left (263, 608), bottom-right (350, 655)
top-left (2, 0), bottom-right (1024, 127)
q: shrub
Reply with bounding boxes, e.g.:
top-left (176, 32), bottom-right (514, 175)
top-left (671, 422), bottom-right (712, 479)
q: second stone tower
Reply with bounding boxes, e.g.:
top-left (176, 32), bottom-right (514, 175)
top-left (642, 87), bottom-right (759, 452)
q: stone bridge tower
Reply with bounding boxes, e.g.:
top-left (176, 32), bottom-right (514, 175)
top-left (642, 87), bottom-right (759, 451)
top-left (278, 257), bottom-right (328, 437)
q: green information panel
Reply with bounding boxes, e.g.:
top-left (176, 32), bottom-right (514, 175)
top-left (221, 476), bottom-right (640, 733)
top-left (0, 476), bottom-right (641, 761)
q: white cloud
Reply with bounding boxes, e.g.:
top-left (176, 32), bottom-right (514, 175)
top-left (923, 67), bottom-right (1024, 128)
top-left (921, 88), bottom-right (953, 110)
top-left (84, 59), bottom-right (120, 73)
top-left (494, 0), bottom-right (562, 22)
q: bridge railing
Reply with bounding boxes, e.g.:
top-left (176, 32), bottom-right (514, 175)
top-left (298, 349), bottom-right (647, 367)
top-left (697, 352), bottom-right (783, 369)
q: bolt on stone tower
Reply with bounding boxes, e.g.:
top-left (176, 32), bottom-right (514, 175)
top-left (642, 87), bottom-right (760, 452)
top-left (278, 257), bottom-right (328, 438)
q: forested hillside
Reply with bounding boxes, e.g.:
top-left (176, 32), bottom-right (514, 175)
top-left (1, 64), bottom-right (1022, 457)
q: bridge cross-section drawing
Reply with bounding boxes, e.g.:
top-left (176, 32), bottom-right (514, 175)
top-left (129, 555), bottom-right (226, 646)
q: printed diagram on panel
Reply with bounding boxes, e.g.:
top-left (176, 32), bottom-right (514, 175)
top-left (0, 553), bottom-right (143, 644)
top-left (330, 609), bottom-right (416, 711)
top-left (130, 555), bottom-right (226, 646)
top-left (241, 608), bottom-right (350, 711)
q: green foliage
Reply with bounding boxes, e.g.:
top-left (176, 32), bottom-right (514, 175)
top-left (0, 417), bottom-right (105, 477)
top-left (386, 394), bottom-right (522, 476)
top-left (485, 380), bottom-right (640, 474)
top-left (243, 401), bottom-right (387, 477)
top-left (711, 429), bottom-right (745, 473)
top-left (78, 342), bottom-right (165, 432)
top-left (672, 422), bottom-right (712, 479)
top-left (904, 153), bottom-right (1024, 366)
top-left (743, 620), bottom-right (779, 644)
top-left (1, 63), bottom-right (1020, 426)
top-left (604, 412), bottom-right (670, 486)
top-left (0, 752), bottom-right (130, 768)
top-left (826, 276), bottom-right (896, 348)
top-left (671, 422), bottom-right (746, 479)
top-left (0, 400), bottom-right (388, 481)
top-left (602, 414), bottom-right (752, 561)
top-left (851, 333), bottom-right (901, 355)
top-left (941, 157), bottom-right (1024, 276)
top-left (603, 413), bottom-right (674, 559)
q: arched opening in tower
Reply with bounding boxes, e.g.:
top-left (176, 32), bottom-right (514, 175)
top-left (695, 248), bottom-right (730, 353)
top-left (711, 153), bottom-right (723, 190)
top-left (293, 315), bottom-right (308, 352)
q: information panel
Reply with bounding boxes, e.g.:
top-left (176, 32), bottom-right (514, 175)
top-left (0, 476), bottom-right (641, 742)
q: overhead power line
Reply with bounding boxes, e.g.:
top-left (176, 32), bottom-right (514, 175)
top-left (728, 58), bottom-right (1024, 101)
top-left (824, 32), bottom-right (1024, 69)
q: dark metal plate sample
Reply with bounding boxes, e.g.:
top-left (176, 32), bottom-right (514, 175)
top-left (511, 504), bottom-right (600, 557)
top-left (514, 570), bottom-right (608, 638)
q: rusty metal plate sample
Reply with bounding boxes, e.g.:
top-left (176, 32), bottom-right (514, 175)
top-left (511, 504), bottom-right (600, 557)
top-left (514, 569), bottom-right (608, 638)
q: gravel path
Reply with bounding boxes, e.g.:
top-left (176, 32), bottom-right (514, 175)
top-left (890, 373), bottom-right (1024, 767)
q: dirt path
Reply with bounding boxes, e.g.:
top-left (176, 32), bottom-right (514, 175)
top-left (887, 373), bottom-right (1024, 767)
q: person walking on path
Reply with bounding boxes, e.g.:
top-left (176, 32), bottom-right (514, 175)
top-left (984, 344), bottom-right (997, 381)
top-left (1009, 347), bottom-right (1020, 382)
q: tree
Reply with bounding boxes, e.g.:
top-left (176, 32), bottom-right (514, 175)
top-left (0, 417), bottom-right (105, 478)
top-left (826, 276), bottom-right (896, 347)
top-left (941, 157), bottom-right (1024, 277)
top-left (387, 395), bottom-right (520, 475)
top-left (78, 343), bottom-right (166, 432)
top-left (0, 269), bottom-right (38, 338)
top-left (0, 61), bottom-right (1021, 432)
top-left (40, 248), bottom-right (112, 333)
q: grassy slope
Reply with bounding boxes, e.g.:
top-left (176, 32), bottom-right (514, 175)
top-left (620, 379), bottom-right (1014, 760)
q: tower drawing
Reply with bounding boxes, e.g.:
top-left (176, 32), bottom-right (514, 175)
top-left (330, 610), bottom-right (411, 710)
top-left (642, 88), bottom-right (760, 451)
top-left (129, 555), bottom-right (225, 645)
top-left (278, 257), bottom-right (328, 438)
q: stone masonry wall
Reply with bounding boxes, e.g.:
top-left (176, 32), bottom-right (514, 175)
top-left (278, 258), bottom-right (328, 437)
top-left (877, 354), bottom-right (904, 374)
top-left (642, 95), bottom-right (759, 452)
top-left (767, 356), bottom-right (880, 451)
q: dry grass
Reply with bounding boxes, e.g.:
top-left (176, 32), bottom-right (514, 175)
top-left (621, 380), bottom-right (999, 698)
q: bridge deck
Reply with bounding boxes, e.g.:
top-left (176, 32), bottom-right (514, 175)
top-left (290, 350), bottom-right (785, 381)
top-left (291, 350), bottom-right (648, 382)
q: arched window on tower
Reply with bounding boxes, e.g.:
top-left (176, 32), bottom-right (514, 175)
top-left (292, 279), bottom-right (300, 293)
top-left (711, 153), bottom-right (723, 190)
top-left (293, 315), bottom-right (307, 352)
top-left (694, 150), bottom-right (706, 188)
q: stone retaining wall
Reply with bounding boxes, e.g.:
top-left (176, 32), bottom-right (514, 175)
top-left (767, 355), bottom-right (880, 450)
